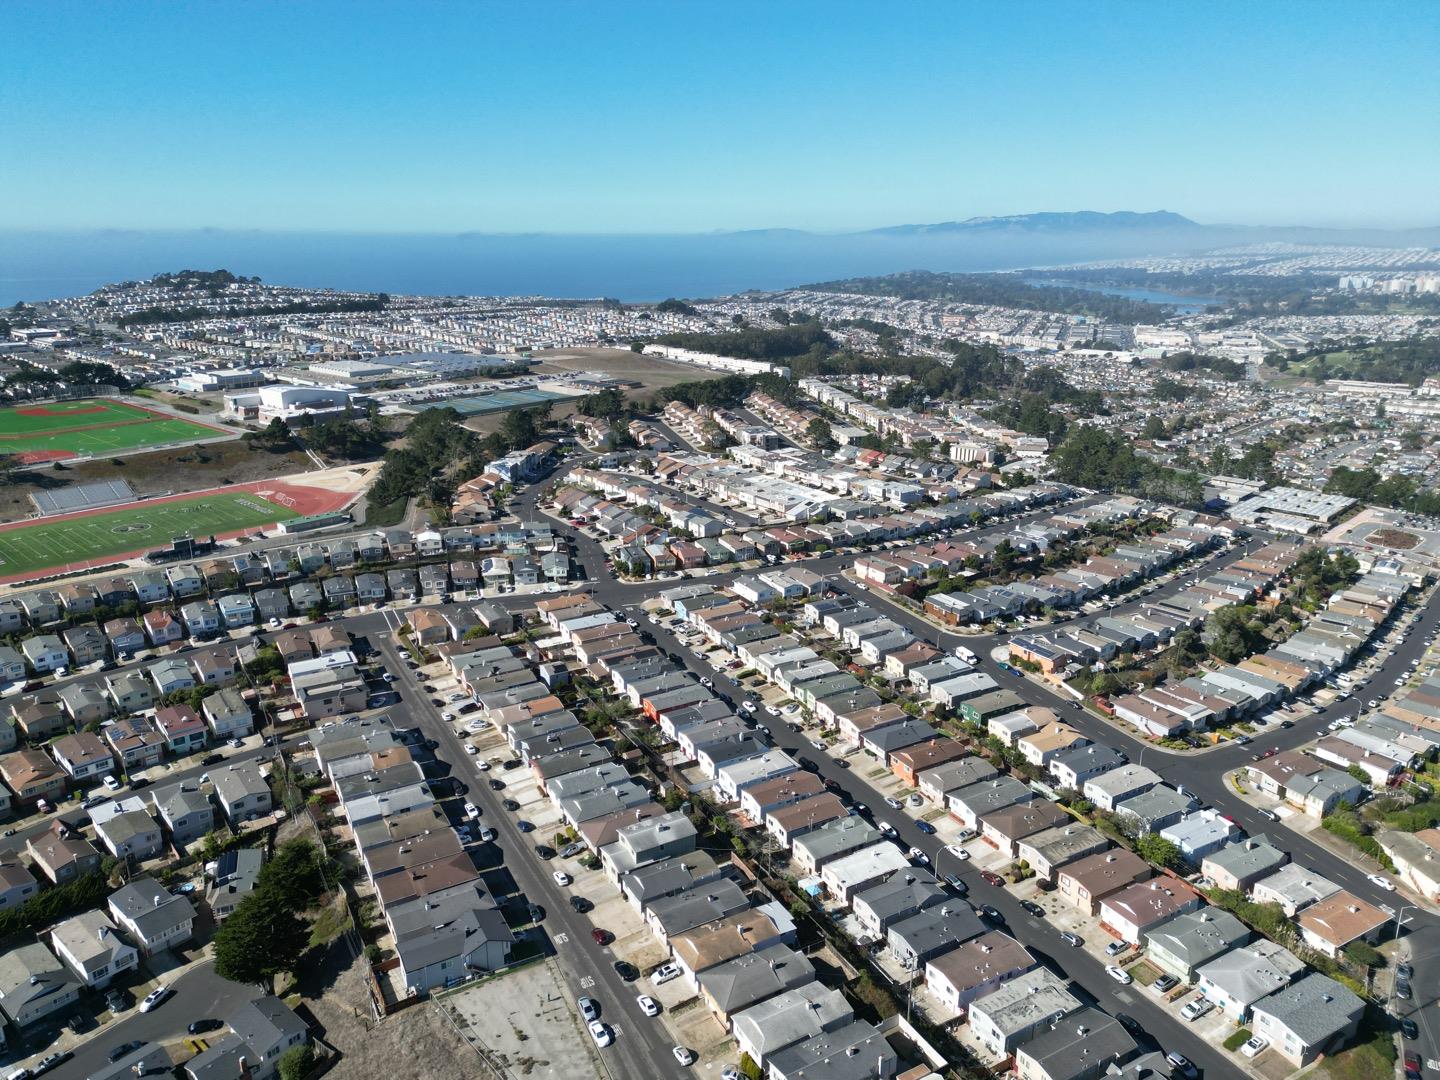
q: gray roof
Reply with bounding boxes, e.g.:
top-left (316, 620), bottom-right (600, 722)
top-left (729, 983), bottom-right (853, 1059)
top-left (395, 907), bottom-right (513, 973)
top-left (648, 879), bottom-right (750, 936)
top-left (767, 1019), bottom-right (896, 1080)
top-left (863, 719), bottom-right (938, 752)
top-left (1196, 939), bottom-right (1305, 1007)
top-left (695, 943), bottom-right (815, 1013)
top-left (1018, 1008), bottom-right (1138, 1080)
top-left (622, 852), bottom-right (727, 904)
top-left (888, 903), bottom-right (985, 963)
top-left (109, 876), bottom-right (196, 939)
top-left (212, 761), bottom-right (269, 805)
top-left (852, 868), bottom-right (946, 930)
top-left (1204, 835), bottom-right (1289, 880)
top-left (1145, 907), bottom-right (1249, 967)
top-left (1252, 972), bottom-right (1363, 1045)
top-left (0, 941), bottom-right (78, 1013)
top-left (792, 816), bottom-right (881, 863)
top-left (1113, 784), bottom-right (1197, 826)
top-left (226, 995), bottom-right (310, 1057)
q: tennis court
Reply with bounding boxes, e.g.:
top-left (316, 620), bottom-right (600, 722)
top-left (0, 398), bottom-right (231, 461)
top-left (0, 490), bottom-right (300, 577)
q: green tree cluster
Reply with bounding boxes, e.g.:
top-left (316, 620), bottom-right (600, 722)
top-left (1050, 426), bottom-right (1202, 504)
top-left (213, 839), bottom-right (335, 990)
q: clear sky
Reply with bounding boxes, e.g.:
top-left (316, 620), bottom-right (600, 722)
top-left (4, 0), bottom-right (1438, 233)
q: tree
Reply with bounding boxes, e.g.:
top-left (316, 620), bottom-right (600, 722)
top-left (277, 1044), bottom-right (316, 1080)
top-left (212, 890), bottom-right (309, 989)
top-left (257, 838), bottom-right (330, 909)
top-left (1136, 833), bottom-right (1182, 870)
top-left (805, 417), bottom-right (836, 452)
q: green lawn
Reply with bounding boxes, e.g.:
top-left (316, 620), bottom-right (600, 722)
top-left (0, 398), bottom-right (226, 458)
top-left (0, 491), bottom-right (299, 575)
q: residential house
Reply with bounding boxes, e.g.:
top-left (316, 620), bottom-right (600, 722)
top-left (1014, 1009), bottom-right (1138, 1080)
top-left (967, 967), bottom-right (1082, 1056)
top-left (212, 761), bottom-right (273, 824)
top-left (108, 877), bottom-right (196, 955)
top-left (1143, 907), bottom-right (1249, 983)
top-left (1295, 891), bottom-right (1390, 959)
top-left (203, 686), bottom-right (254, 740)
top-left (1195, 939), bottom-right (1305, 1022)
top-left (51, 732), bottom-right (116, 783)
top-left (0, 749), bottom-right (67, 805)
top-left (0, 942), bottom-right (81, 1027)
top-left (1100, 878), bottom-right (1203, 945)
top-left (26, 822), bottom-right (100, 883)
top-left (1249, 973), bottom-right (1363, 1067)
top-left (50, 910), bottom-right (138, 989)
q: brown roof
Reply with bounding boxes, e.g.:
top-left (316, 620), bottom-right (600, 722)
top-left (1057, 848), bottom-right (1153, 900)
top-left (1297, 890), bottom-right (1390, 946)
top-left (373, 853), bottom-right (480, 906)
top-left (743, 772), bottom-right (825, 808)
top-left (840, 703), bottom-right (908, 732)
top-left (925, 930), bottom-right (1035, 992)
top-left (1248, 750), bottom-right (1323, 786)
top-left (766, 793), bottom-right (849, 834)
top-left (579, 805), bottom-right (665, 850)
top-left (891, 738), bottom-right (969, 774)
top-left (366, 828), bottom-right (465, 877)
top-left (671, 909), bottom-right (781, 974)
top-left (1101, 878), bottom-right (1202, 927)
top-left (980, 800), bottom-right (1069, 842)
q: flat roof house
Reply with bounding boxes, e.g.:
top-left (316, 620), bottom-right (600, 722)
top-left (820, 842), bottom-right (912, 906)
top-left (968, 966), bottom-right (1082, 1056)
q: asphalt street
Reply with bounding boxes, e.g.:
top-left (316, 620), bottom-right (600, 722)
top-left (372, 631), bottom-right (690, 1080)
top-left (47, 962), bottom-right (246, 1080)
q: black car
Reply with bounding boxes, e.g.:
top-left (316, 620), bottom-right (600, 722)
top-left (1397, 960), bottom-right (1415, 979)
top-left (533, 844), bottom-right (556, 859)
top-left (109, 1041), bottom-right (145, 1063)
top-left (1113, 1013), bottom-right (1140, 1034)
top-left (128, 777), bottom-right (150, 790)
top-left (835, 758), bottom-right (850, 769)
top-left (516, 820), bottom-right (534, 833)
top-left (503, 759), bottom-right (522, 770)
top-left (201, 753), bottom-right (225, 766)
top-left (915, 820), bottom-right (936, 835)
top-left (1396, 977), bottom-right (1413, 1000)
top-left (612, 960), bottom-right (639, 981)
top-left (569, 895), bottom-right (593, 913)
top-left (1020, 900), bottom-right (1045, 918)
top-left (489, 778), bottom-right (506, 790)
top-left (528, 903), bottom-right (545, 923)
top-left (981, 905), bottom-right (1003, 922)
top-left (797, 756), bottom-right (819, 773)
top-left (187, 1018), bottom-right (222, 1035)
top-left (1401, 1017), bottom-right (1419, 1040)
top-left (503, 798), bottom-right (520, 811)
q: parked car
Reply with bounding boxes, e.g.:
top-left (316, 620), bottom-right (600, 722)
top-left (651, 963), bottom-right (681, 984)
top-left (1105, 965), bottom-right (1132, 985)
top-left (569, 895), bottom-right (592, 913)
top-left (612, 960), bottom-right (639, 981)
top-left (578, 996), bottom-right (599, 1022)
top-left (1153, 973), bottom-right (1179, 993)
top-left (1240, 1035), bottom-right (1268, 1058)
top-left (672, 1047), bottom-right (696, 1066)
top-left (187, 1018), bottom-right (222, 1035)
top-left (1059, 932), bottom-right (1083, 948)
top-left (1180, 997), bottom-right (1213, 1021)
top-left (1105, 940), bottom-right (1130, 957)
top-left (108, 1042), bottom-right (144, 1063)
top-left (980, 870), bottom-right (1004, 887)
top-left (139, 985), bottom-right (173, 1013)
top-left (588, 1021), bottom-right (612, 1048)
top-left (591, 928), bottom-right (613, 946)
top-left (1166, 1052), bottom-right (1199, 1079)
top-left (637, 994), bottom-right (660, 1017)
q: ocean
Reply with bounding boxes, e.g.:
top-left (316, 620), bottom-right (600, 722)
top-left (0, 228), bottom-right (1226, 307)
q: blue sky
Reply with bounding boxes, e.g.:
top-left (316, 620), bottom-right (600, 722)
top-left (4, 0), bottom-right (1437, 232)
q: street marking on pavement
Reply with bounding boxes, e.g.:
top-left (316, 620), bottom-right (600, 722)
top-left (580, 976), bottom-right (595, 989)
top-left (554, 933), bottom-right (569, 945)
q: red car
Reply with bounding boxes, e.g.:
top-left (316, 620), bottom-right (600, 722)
top-left (1405, 1050), bottom-right (1422, 1079)
top-left (980, 871), bottom-right (1005, 887)
top-left (591, 928), bottom-right (613, 946)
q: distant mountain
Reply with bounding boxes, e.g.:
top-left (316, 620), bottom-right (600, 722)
top-left (866, 210), bottom-right (1201, 237)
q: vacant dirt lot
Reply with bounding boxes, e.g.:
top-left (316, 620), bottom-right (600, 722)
top-left (535, 347), bottom-right (722, 396)
top-left (1, 441), bottom-right (313, 524)
top-left (307, 947), bottom-right (492, 1080)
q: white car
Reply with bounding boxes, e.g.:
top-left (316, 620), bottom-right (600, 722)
top-left (651, 963), bottom-right (681, 984)
top-left (945, 844), bottom-right (971, 861)
top-left (907, 846), bottom-right (930, 865)
top-left (476, 760), bottom-right (491, 771)
top-left (672, 1046), bottom-right (696, 1066)
top-left (465, 744), bottom-right (479, 755)
top-left (1239, 1035), bottom-right (1268, 1058)
top-left (1367, 872), bottom-right (1396, 891)
top-left (479, 827), bottom-right (497, 842)
top-left (1180, 997), bottom-right (1213, 1021)
top-left (884, 796), bottom-right (904, 810)
top-left (139, 985), bottom-right (173, 1013)
top-left (637, 994), bottom-right (660, 1017)
top-left (463, 802), bottom-right (480, 819)
top-left (1105, 965), bottom-right (1132, 985)
top-left (102, 774), bottom-right (120, 791)
top-left (552, 871), bottom-right (572, 887)
top-left (588, 1021), bottom-right (612, 1048)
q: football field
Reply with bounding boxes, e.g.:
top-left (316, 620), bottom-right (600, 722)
top-left (0, 398), bottom-right (229, 461)
top-left (0, 491), bottom-right (299, 576)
